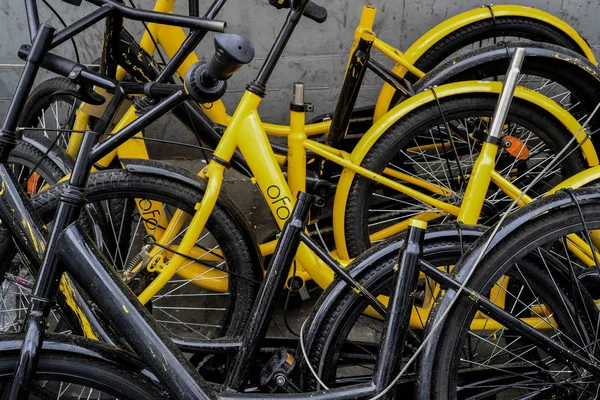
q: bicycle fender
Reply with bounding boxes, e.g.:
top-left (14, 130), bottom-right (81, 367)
top-left (374, 4), bottom-right (596, 121)
top-left (0, 333), bottom-right (153, 378)
top-left (416, 187), bottom-right (600, 399)
top-left (120, 158), bottom-right (264, 282)
top-left (333, 81), bottom-right (598, 259)
top-left (413, 42), bottom-right (600, 93)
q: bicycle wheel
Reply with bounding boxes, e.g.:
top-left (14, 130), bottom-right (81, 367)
top-left (430, 197), bottom-right (600, 398)
top-left (7, 137), bottom-right (73, 196)
top-left (0, 169), bottom-right (258, 339)
top-left (0, 350), bottom-right (164, 399)
top-left (19, 77), bottom-right (86, 149)
top-left (343, 93), bottom-right (586, 258)
top-left (303, 225), bottom-right (483, 392)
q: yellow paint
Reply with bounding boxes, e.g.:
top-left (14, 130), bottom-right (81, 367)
top-left (383, 167), bottom-right (453, 197)
top-left (138, 162), bottom-right (226, 304)
top-left (457, 143), bottom-right (498, 224)
top-left (369, 212), bottom-right (441, 242)
top-left (122, 304), bottom-right (129, 313)
top-left (59, 277), bottom-right (99, 339)
top-left (408, 219), bottom-right (427, 229)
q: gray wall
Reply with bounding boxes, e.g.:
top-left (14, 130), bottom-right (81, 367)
top-left (1, 0), bottom-right (599, 158)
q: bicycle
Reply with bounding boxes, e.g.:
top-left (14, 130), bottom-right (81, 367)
top-left (294, 48), bottom-right (600, 388)
top-left (4, 0), bottom-right (600, 343)
top-left (0, 5), bottom-right (597, 395)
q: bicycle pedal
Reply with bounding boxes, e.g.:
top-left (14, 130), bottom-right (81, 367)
top-left (260, 348), bottom-right (298, 392)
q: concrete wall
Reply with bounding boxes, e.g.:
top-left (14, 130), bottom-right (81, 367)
top-left (1, 0), bottom-right (599, 158)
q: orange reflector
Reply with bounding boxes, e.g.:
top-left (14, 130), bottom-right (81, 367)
top-left (26, 172), bottom-right (40, 195)
top-left (503, 136), bottom-right (530, 160)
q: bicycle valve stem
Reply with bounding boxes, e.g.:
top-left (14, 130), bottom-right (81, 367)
top-left (488, 47), bottom-right (526, 139)
top-left (293, 82), bottom-right (304, 106)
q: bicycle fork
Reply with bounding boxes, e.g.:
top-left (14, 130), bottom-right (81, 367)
top-left (457, 47), bottom-right (526, 224)
top-left (371, 220), bottom-right (426, 399)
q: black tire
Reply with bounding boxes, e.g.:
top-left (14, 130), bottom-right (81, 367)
top-left (0, 169), bottom-right (257, 339)
top-left (411, 43), bottom-right (600, 136)
top-left (431, 203), bottom-right (600, 398)
top-left (0, 350), bottom-right (165, 399)
top-left (18, 77), bottom-right (88, 150)
top-left (410, 17), bottom-right (587, 82)
top-left (344, 94), bottom-right (587, 258)
top-left (7, 137), bottom-right (73, 196)
top-left (304, 226), bottom-right (482, 392)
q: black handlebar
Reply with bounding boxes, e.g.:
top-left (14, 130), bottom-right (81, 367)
top-left (85, 0), bottom-right (226, 31)
top-left (268, 0), bottom-right (327, 24)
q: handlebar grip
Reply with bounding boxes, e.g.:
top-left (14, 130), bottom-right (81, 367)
top-left (205, 34), bottom-right (255, 82)
top-left (268, 0), bottom-right (327, 24)
top-left (303, 1), bottom-right (327, 23)
top-left (19, 45), bottom-right (77, 77)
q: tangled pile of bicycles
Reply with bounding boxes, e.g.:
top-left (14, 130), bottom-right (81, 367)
top-left (2, 0), bottom-right (600, 398)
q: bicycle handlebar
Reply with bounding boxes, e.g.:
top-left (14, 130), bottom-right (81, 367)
top-left (60, 0), bottom-right (226, 32)
top-left (268, 0), bottom-right (327, 24)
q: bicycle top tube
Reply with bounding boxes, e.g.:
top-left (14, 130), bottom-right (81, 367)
top-left (25, 0), bottom-right (226, 47)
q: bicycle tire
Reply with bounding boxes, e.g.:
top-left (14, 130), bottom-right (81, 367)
top-left (412, 43), bottom-right (600, 134)
top-left (0, 169), bottom-right (257, 339)
top-left (303, 225), bottom-right (484, 391)
top-left (8, 137), bottom-right (73, 195)
top-left (430, 201), bottom-right (600, 398)
top-left (343, 94), bottom-right (587, 258)
top-left (411, 16), bottom-right (586, 81)
top-left (0, 349), bottom-right (165, 399)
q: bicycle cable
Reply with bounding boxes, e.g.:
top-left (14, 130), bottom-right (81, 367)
top-left (143, 237), bottom-right (262, 286)
top-left (22, 129), bottom-right (65, 184)
top-left (563, 187), bottom-right (600, 355)
top-left (283, 260), bottom-right (300, 337)
top-left (41, 0), bottom-right (80, 64)
top-left (431, 88), bottom-right (467, 193)
top-left (299, 317), bottom-right (330, 391)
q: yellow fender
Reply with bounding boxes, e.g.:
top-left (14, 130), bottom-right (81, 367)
top-left (373, 5), bottom-right (597, 122)
top-left (334, 81), bottom-right (599, 259)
